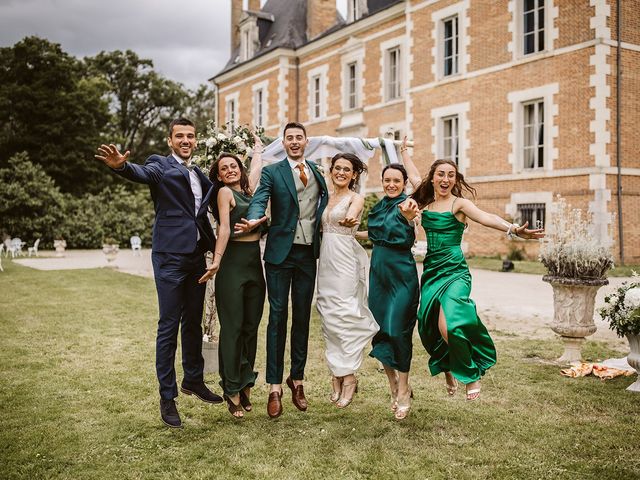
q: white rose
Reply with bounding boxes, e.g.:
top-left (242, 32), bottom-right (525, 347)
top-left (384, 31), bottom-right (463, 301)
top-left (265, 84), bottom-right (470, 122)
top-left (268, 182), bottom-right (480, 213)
top-left (624, 287), bottom-right (640, 309)
top-left (217, 133), bottom-right (226, 140)
top-left (205, 137), bottom-right (217, 148)
top-left (233, 136), bottom-right (242, 144)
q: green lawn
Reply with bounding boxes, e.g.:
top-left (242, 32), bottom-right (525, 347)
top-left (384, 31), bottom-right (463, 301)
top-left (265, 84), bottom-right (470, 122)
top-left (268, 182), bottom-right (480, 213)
top-left (1, 260), bottom-right (638, 479)
top-left (466, 257), bottom-right (639, 277)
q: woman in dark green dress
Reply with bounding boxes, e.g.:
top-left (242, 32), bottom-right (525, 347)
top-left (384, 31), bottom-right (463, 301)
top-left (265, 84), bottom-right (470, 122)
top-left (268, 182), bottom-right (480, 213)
top-left (199, 139), bottom-right (265, 419)
top-left (404, 159), bottom-right (544, 401)
top-left (358, 162), bottom-right (420, 420)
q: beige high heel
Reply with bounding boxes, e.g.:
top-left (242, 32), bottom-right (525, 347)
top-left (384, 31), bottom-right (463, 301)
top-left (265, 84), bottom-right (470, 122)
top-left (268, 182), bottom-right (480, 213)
top-left (394, 388), bottom-right (413, 420)
top-left (336, 379), bottom-right (358, 408)
top-left (330, 376), bottom-right (342, 403)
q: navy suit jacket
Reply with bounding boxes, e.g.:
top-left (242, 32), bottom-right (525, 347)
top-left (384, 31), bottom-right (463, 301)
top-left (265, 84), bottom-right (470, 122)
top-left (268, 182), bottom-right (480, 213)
top-left (246, 158), bottom-right (328, 265)
top-left (114, 154), bottom-right (215, 254)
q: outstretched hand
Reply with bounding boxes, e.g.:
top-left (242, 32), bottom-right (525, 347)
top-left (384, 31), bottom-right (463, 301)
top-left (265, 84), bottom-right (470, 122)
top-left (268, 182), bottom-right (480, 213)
top-left (252, 132), bottom-right (263, 153)
top-left (95, 144), bottom-right (130, 169)
top-left (234, 216), bottom-right (268, 234)
top-left (398, 198), bottom-right (419, 222)
top-left (513, 221), bottom-right (545, 239)
top-left (401, 135), bottom-right (409, 151)
top-left (339, 216), bottom-right (359, 228)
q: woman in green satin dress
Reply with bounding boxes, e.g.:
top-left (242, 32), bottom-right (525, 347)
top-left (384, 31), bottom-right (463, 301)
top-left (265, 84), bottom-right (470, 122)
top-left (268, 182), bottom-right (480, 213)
top-left (402, 158), bottom-right (544, 400)
top-left (357, 162), bottom-right (421, 420)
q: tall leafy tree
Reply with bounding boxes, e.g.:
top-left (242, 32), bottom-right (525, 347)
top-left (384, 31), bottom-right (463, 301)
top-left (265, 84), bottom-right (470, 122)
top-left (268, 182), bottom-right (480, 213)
top-left (0, 37), bottom-right (112, 195)
top-left (87, 50), bottom-right (187, 161)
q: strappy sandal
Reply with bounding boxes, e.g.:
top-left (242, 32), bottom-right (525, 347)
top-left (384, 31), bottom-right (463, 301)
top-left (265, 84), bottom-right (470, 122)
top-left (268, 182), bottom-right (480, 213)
top-left (466, 382), bottom-right (481, 401)
top-left (445, 373), bottom-right (458, 396)
top-left (239, 389), bottom-right (252, 412)
top-left (336, 379), bottom-right (358, 408)
top-left (330, 376), bottom-right (342, 403)
top-left (394, 388), bottom-right (413, 420)
top-left (224, 394), bottom-right (244, 419)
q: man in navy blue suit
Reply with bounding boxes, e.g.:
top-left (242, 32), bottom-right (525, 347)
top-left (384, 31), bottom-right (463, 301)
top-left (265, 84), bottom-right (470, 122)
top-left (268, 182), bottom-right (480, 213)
top-left (96, 118), bottom-right (222, 428)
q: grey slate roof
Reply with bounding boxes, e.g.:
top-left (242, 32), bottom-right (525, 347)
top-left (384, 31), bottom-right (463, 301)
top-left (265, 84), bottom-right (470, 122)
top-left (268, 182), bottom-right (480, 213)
top-left (213, 0), bottom-right (402, 79)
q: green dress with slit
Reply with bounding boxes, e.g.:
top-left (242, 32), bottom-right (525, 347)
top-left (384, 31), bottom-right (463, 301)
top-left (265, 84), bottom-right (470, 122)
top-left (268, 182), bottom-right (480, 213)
top-left (418, 210), bottom-right (497, 384)
top-left (368, 194), bottom-right (419, 373)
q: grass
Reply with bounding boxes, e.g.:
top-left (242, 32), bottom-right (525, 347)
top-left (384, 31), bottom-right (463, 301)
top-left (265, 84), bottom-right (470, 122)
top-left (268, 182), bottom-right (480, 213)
top-left (465, 256), bottom-right (639, 277)
top-left (1, 259), bottom-right (639, 479)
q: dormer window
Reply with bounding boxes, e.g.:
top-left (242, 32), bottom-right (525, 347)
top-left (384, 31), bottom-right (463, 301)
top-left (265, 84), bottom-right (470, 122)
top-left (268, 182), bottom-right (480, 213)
top-left (239, 18), bottom-right (259, 61)
top-left (347, 0), bottom-right (368, 23)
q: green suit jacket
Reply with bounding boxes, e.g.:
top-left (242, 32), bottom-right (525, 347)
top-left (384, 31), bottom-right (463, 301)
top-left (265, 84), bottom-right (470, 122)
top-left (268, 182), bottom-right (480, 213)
top-left (247, 158), bottom-right (328, 265)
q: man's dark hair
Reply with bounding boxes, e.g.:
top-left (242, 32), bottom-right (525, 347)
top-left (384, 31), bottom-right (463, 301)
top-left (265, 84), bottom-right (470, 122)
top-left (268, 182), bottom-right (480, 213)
top-left (283, 121), bottom-right (306, 138)
top-left (169, 117), bottom-right (196, 136)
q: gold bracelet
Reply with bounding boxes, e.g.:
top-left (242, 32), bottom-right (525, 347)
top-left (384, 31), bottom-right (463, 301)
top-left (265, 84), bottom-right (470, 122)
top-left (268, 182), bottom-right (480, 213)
top-left (400, 147), bottom-right (408, 152)
top-left (214, 252), bottom-right (222, 257)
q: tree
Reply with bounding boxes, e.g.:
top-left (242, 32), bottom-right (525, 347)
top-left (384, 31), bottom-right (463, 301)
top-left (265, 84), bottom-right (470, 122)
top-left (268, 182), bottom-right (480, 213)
top-left (0, 152), bottom-right (67, 245)
top-left (87, 50), bottom-right (187, 161)
top-left (0, 37), bottom-right (112, 195)
top-left (185, 84), bottom-right (216, 132)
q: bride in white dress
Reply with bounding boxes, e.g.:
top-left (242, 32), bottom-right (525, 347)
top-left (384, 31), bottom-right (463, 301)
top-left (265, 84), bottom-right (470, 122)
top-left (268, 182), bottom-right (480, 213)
top-left (316, 153), bottom-right (379, 408)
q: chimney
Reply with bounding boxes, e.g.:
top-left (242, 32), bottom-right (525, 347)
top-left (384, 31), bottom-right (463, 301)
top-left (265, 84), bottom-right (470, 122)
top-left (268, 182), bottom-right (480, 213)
top-left (247, 0), bottom-right (260, 11)
top-left (307, 0), bottom-right (337, 40)
top-left (231, 0), bottom-right (243, 54)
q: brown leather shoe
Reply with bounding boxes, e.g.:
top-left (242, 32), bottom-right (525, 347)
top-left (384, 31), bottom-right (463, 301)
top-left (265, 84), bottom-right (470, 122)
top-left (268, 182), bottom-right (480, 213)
top-left (267, 391), bottom-right (282, 418)
top-left (286, 376), bottom-right (308, 411)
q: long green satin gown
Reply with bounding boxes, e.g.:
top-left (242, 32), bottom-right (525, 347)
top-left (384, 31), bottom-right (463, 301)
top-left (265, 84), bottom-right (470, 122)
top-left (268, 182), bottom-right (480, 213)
top-left (418, 210), bottom-right (497, 384)
top-left (368, 194), bottom-right (419, 373)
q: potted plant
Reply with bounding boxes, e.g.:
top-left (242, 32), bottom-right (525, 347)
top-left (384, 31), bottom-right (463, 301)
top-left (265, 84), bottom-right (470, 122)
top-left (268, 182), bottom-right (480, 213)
top-left (53, 237), bottom-right (67, 257)
top-left (539, 195), bottom-right (614, 363)
top-left (102, 237), bottom-right (119, 266)
top-left (599, 275), bottom-right (640, 392)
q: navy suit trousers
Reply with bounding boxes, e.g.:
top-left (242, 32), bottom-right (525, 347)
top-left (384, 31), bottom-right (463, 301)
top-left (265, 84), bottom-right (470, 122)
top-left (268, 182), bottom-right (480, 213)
top-left (152, 248), bottom-right (207, 400)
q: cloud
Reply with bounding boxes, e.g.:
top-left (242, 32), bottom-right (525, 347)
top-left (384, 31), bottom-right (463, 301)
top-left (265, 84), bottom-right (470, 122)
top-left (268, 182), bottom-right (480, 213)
top-left (0, 0), bottom-right (231, 88)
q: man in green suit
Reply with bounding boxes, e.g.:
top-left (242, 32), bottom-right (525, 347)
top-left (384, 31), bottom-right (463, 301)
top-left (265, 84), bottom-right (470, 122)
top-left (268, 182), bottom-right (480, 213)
top-left (237, 122), bottom-right (328, 418)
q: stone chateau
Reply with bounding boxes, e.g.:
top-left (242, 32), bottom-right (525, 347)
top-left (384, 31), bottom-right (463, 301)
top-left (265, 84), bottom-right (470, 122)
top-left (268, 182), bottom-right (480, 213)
top-left (211, 0), bottom-right (640, 262)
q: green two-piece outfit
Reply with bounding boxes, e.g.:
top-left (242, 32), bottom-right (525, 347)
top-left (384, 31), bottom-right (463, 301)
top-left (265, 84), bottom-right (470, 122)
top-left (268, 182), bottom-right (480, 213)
top-left (418, 209), bottom-right (497, 384)
top-left (215, 189), bottom-right (265, 396)
top-left (367, 194), bottom-right (419, 373)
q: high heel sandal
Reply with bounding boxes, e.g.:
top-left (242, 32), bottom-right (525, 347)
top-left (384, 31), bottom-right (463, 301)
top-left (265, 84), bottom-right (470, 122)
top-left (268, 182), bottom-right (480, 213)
top-left (239, 389), bottom-right (252, 412)
top-left (465, 381), bottom-right (481, 401)
top-left (336, 379), bottom-right (358, 408)
top-left (330, 376), bottom-right (342, 403)
top-left (394, 388), bottom-right (413, 420)
top-left (224, 394), bottom-right (244, 419)
top-left (445, 373), bottom-right (458, 396)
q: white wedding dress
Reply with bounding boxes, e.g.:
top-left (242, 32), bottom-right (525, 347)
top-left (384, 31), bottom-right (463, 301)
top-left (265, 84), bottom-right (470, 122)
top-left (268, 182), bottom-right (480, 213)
top-left (316, 194), bottom-right (379, 377)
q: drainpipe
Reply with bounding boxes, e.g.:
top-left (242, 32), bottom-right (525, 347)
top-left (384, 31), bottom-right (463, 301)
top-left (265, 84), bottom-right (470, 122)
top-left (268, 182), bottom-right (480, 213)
top-left (295, 56), bottom-right (300, 121)
top-left (615, 0), bottom-right (624, 264)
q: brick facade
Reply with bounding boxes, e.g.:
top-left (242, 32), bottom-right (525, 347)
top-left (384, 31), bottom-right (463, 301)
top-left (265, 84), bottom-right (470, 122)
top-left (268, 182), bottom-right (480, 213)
top-left (213, 0), bottom-right (640, 262)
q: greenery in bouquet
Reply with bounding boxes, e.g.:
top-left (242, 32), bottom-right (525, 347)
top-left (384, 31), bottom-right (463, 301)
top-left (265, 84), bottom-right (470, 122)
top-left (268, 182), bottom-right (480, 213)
top-left (599, 274), bottom-right (640, 337)
top-left (539, 195), bottom-right (613, 280)
top-left (192, 122), bottom-right (272, 173)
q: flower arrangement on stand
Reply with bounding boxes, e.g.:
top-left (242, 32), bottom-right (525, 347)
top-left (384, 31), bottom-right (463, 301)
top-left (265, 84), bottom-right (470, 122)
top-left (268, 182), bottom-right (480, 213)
top-left (539, 195), bottom-right (614, 363)
top-left (599, 274), bottom-right (640, 392)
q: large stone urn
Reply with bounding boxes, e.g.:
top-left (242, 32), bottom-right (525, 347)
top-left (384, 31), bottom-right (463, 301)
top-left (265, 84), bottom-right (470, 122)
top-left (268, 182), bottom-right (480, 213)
top-left (53, 239), bottom-right (67, 257)
top-left (626, 333), bottom-right (640, 392)
top-left (543, 275), bottom-right (608, 363)
top-left (202, 339), bottom-right (219, 374)
top-left (102, 243), bottom-right (119, 267)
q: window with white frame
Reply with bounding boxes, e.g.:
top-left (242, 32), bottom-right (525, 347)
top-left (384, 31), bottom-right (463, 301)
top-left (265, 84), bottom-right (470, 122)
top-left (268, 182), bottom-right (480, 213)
top-left (253, 89), bottom-right (264, 127)
top-left (517, 202), bottom-right (546, 228)
top-left (523, 0), bottom-right (545, 55)
top-left (442, 15), bottom-right (459, 76)
top-left (441, 115), bottom-right (459, 164)
top-left (346, 62), bottom-right (358, 110)
top-left (523, 99), bottom-right (544, 169)
top-left (347, 0), bottom-right (367, 22)
top-left (386, 46), bottom-right (401, 101)
top-left (225, 98), bottom-right (236, 130)
top-left (311, 75), bottom-right (321, 119)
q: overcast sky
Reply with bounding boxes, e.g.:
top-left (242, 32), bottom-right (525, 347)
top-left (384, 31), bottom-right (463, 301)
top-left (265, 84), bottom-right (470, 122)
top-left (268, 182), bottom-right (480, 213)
top-left (0, 0), bottom-right (347, 90)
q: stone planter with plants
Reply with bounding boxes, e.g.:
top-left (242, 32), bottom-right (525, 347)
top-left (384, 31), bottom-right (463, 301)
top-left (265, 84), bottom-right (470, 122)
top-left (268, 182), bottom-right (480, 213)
top-left (53, 238), bottom-right (67, 257)
top-left (102, 237), bottom-right (119, 266)
top-left (539, 196), bottom-right (614, 363)
top-left (599, 275), bottom-right (640, 392)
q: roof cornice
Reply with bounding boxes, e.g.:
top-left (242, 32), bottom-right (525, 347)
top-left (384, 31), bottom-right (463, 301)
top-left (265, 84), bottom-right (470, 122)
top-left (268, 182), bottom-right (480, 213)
top-left (211, 47), bottom-right (296, 84)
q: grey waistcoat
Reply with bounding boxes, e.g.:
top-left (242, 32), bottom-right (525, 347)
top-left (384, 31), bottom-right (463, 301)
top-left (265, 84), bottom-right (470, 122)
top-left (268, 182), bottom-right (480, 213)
top-left (292, 164), bottom-right (320, 245)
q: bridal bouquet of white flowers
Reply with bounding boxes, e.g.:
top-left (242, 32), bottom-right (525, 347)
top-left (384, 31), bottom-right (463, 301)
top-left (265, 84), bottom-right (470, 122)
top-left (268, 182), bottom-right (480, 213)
top-left (599, 274), bottom-right (640, 337)
top-left (192, 121), bottom-right (267, 171)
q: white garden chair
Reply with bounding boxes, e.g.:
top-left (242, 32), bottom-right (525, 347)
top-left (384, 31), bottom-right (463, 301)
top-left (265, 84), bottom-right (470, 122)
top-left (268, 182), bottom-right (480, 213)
top-left (3, 239), bottom-right (13, 257)
top-left (28, 238), bottom-right (40, 257)
top-left (0, 244), bottom-right (4, 271)
top-left (130, 235), bottom-right (142, 256)
top-left (10, 238), bottom-right (24, 257)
